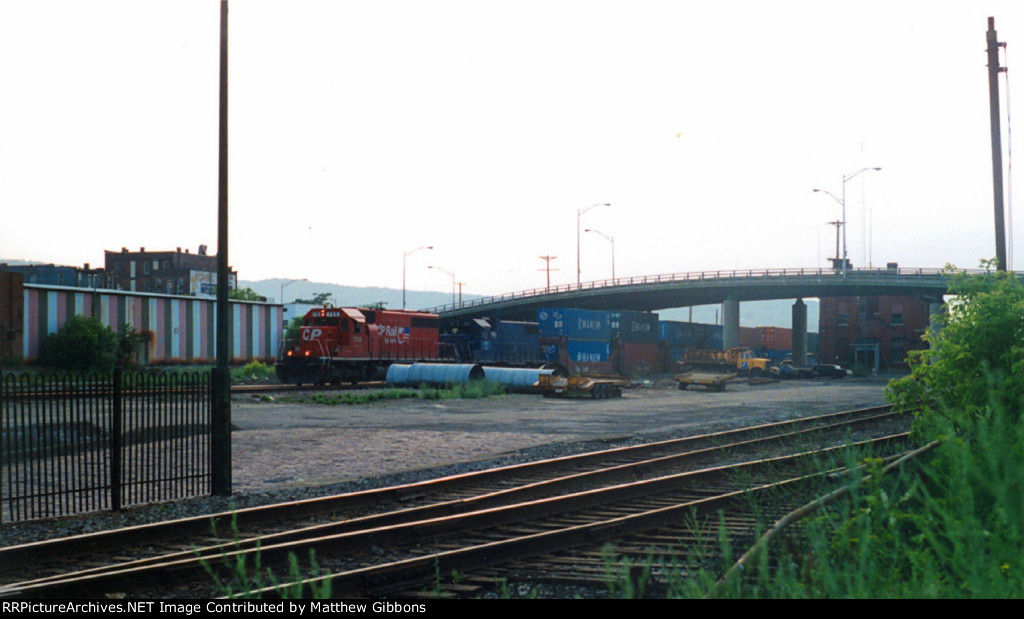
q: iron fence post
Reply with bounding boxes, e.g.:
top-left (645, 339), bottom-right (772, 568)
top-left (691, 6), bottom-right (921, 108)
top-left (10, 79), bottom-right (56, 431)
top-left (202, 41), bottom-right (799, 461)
top-left (111, 367), bottom-right (122, 511)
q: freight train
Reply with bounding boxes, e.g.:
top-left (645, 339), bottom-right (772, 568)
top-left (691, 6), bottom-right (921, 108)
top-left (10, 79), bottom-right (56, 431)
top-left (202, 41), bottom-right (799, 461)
top-left (276, 307), bottom-right (543, 385)
top-left (277, 304), bottom-right (811, 385)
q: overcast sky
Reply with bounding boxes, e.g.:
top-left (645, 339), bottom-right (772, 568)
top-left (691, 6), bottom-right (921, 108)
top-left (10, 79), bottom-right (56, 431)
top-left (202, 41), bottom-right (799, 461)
top-left (1, 1), bottom-right (1022, 299)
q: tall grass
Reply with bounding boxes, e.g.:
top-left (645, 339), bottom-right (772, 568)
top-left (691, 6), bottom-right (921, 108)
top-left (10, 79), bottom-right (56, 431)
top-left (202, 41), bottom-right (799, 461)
top-left (604, 401), bottom-right (1024, 598)
top-left (200, 514), bottom-right (332, 599)
top-left (283, 380), bottom-right (506, 406)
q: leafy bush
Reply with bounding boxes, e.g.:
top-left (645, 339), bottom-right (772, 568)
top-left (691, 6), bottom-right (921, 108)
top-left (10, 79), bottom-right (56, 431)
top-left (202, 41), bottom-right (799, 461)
top-left (38, 315), bottom-right (119, 372)
top-left (231, 360), bottom-right (275, 383)
top-left (684, 265), bottom-right (1024, 599)
top-left (886, 263), bottom-right (1024, 438)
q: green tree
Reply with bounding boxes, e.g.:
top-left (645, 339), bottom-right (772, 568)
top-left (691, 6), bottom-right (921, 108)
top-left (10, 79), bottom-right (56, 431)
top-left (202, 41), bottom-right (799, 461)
top-left (284, 316), bottom-right (303, 342)
top-left (295, 292), bottom-right (333, 305)
top-left (886, 262), bottom-right (1024, 438)
top-left (39, 315), bottom-right (119, 372)
top-left (229, 287), bottom-right (265, 301)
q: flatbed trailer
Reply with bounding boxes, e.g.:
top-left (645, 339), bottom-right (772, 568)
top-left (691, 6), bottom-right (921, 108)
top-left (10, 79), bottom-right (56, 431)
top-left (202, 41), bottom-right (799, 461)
top-left (534, 373), bottom-right (630, 399)
top-left (674, 370), bottom-right (737, 392)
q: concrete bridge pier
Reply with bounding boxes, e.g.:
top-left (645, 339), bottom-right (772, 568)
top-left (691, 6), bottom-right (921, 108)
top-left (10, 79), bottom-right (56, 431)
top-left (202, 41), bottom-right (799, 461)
top-left (722, 297), bottom-right (739, 349)
top-left (792, 298), bottom-right (808, 365)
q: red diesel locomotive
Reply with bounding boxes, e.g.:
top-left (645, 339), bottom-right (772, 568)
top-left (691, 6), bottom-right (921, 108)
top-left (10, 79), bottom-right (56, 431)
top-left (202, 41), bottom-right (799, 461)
top-left (276, 306), bottom-right (447, 385)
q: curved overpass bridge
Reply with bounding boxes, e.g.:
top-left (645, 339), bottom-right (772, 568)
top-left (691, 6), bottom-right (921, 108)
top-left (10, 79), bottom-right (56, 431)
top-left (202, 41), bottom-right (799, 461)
top-left (424, 267), bottom-right (1007, 362)
top-left (425, 267), bottom-right (986, 321)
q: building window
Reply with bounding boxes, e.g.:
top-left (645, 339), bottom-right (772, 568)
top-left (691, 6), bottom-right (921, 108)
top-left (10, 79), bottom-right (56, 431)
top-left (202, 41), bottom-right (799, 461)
top-left (837, 313), bottom-right (849, 327)
top-left (144, 262), bottom-right (150, 275)
top-left (891, 337), bottom-right (905, 364)
top-left (891, 312), bottom-right (904, 326)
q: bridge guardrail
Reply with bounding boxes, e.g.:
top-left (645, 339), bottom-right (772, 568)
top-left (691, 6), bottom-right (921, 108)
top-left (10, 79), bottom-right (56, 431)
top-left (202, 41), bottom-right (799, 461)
top-left (422, 267), bottom-right (1000, 314)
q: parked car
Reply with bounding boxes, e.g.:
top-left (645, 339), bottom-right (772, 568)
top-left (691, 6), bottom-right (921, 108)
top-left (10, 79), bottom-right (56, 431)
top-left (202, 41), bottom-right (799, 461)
top-left (773, 360), bottom-right (813, 379)
top-left (812, 363), bottom-right (850, 378)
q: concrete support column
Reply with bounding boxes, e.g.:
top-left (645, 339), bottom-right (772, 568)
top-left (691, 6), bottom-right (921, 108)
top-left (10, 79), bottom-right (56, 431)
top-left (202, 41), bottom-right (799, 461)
top-left (722, 297), bottom-right (740, 349)
top-left (792, 298), bottom-right (808, 366)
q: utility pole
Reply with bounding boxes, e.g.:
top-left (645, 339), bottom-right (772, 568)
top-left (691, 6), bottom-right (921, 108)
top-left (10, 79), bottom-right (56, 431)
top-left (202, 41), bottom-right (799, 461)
top-left (988, 16), bottom-right (1008, 271)
top-left (212, 0), bottom-right (231, 496)
top-left (538, 255), bottom-right (558, 292)
top-left (827, 220), bottom-right (843, 270)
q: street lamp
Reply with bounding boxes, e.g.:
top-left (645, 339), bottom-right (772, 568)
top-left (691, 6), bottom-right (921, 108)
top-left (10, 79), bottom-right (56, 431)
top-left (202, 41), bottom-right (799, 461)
top-left (279, 278), bottom-right (307, 340)
top-left (279, 278), bottom-right (306, 305)
top-left (584, 228), bottom-right (615, 281)
top-left (428, 265), bottom-right (457, 306)
top-left (403, 246), bottom-right (433, 310)
top-left (813, 167), bottom-right (881, 276)
top-left (577, 202), bottom-right (610, 288)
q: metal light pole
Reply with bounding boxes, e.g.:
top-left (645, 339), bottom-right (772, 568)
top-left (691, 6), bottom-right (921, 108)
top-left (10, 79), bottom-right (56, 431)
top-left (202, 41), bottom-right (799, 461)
top-left (814, 167), bottom-right (881, 276)
top-left (577, 203), bottom-right (610, 288)
top-left (585, 228), bottom-right (615, 281)
top-left (428, 265), bottom-right (456, 306)
top-left (402, 246), bottom-right (433, 310)
top-left (279, 278), bottom-right (306, 304)
top-left (279, 278), bottom-right (306, 339)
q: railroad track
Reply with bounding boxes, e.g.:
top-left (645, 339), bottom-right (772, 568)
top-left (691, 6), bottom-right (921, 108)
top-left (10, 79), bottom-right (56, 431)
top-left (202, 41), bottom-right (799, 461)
top-left (231, 381), bottom-right (385, 395)
top-left (0, 405), bottom-right (908, 599)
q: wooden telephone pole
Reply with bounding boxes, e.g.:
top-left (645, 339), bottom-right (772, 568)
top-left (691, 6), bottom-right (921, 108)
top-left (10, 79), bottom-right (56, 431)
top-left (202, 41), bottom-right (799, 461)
top-left (538, 256), bottom-right (558, 292)
top-left (988, 17), bottom-right (1008, 271)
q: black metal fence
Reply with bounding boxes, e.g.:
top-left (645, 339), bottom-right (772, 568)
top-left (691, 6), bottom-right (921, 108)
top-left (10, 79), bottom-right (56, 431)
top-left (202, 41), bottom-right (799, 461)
top-left (0, 369), bottom-right (213, 522)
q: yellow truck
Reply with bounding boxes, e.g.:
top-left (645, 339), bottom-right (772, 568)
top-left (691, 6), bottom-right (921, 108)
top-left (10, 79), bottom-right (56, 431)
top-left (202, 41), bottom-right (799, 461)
top-left (674, 347), bottom-right (772, 391)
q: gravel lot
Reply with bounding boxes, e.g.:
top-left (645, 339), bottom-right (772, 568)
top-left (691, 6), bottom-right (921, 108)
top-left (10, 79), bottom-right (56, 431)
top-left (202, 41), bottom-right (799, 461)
top-left (1, 375), bottom-right (894, 546)
top-left (229, 375), bottom-right (892, 491)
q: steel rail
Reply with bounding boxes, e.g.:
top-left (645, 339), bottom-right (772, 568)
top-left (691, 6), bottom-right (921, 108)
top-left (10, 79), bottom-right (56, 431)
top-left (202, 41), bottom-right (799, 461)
top-left (0, 431), bottom-right (908, 598)
top-left (248, 435), bottom-right (911, 599)
top-left (4, 406), bottom-right (901, 588)
top-left (0, 405), bottom-right (894, 577)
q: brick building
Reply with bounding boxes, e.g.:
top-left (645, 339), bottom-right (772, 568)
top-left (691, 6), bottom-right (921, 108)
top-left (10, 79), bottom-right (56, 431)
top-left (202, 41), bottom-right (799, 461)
top-left (818, 294), bottom-right (936, 372)
top-left (104, 246), bottom-right (236, 297)
top-left (0, 263), bottom-right (104, 289)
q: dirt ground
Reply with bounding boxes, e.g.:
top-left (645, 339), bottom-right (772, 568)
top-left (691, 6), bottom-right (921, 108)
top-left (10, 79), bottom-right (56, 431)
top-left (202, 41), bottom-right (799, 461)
top-left (228, 376), bottom-right (894, 493)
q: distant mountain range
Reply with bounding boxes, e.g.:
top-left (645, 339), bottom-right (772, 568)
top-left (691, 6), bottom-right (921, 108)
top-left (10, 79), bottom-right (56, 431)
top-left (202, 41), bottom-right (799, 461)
top-left (243, 278), bottom-right (819, 331)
